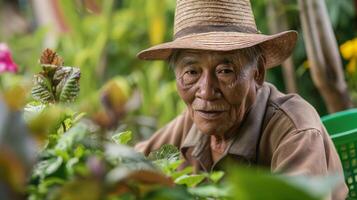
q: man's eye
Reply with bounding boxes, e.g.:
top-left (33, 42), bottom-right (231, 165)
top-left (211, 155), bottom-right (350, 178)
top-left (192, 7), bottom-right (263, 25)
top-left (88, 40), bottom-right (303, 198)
top-left (218, 69), bottom-right (234, 74)
top-left (181, 69), bottom-right (199, 85)
top-left (186, 70), bottom-right (198, 75)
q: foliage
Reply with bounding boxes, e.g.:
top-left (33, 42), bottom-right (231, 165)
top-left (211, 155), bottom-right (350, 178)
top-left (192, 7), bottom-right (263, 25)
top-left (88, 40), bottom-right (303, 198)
top-left (24, 49), bottom-right (177, 200)
top-left (31, 49), bottom-right (80, 104)
top-left (0, 0), bottom-right (355, 199)
top-left (112, 131), bottom-right (132, 145)
top-left (226, 167), bottom-right (339, 200)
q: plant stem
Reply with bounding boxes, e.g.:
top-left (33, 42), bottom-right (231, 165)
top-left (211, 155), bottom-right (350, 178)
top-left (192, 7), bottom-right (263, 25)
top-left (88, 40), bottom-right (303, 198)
top-left (62, 121), bottom-right (67, 132)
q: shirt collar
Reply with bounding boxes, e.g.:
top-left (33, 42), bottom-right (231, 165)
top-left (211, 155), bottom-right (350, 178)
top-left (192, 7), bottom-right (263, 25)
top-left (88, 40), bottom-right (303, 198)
top-left (180, 83), bottom-right (271, 165)
top-left (227, 84), bottom-right (270, 163)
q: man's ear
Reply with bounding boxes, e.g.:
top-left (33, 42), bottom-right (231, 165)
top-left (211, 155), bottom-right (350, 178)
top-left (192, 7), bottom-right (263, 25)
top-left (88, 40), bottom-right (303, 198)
top-left (254, 56), bottom-right (266, 86)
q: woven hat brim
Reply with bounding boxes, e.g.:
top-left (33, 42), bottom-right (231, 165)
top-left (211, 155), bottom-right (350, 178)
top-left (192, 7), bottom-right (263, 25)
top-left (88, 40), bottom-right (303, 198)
top-left (137, 30), bottom-right (297, 69)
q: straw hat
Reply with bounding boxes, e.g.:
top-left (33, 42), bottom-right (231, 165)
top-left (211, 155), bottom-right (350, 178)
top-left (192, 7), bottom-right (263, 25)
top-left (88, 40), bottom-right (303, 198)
top-left (137, 0), bottom-right (298, 68)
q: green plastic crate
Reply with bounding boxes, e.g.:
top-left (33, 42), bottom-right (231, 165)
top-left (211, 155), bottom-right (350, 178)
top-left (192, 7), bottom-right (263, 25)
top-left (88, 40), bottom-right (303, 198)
top-left (322, 108), bottom-right (357, 199)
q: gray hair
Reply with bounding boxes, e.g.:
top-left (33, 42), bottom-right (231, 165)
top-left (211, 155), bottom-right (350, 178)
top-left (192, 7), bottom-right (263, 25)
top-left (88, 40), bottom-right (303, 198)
top-left (167, 46), bottom-right (265, 69)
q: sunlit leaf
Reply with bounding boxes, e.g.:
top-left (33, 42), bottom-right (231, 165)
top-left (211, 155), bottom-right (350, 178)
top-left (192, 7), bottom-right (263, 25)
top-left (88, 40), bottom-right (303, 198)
top-left (33, 157), bottom-right (63, 179)
top-left (55, 123), bottom-right (89, 151)
top-left (171, 166), bottom-right (193, 180)
top-left (72, 112), bottom-right (86, 124)
top-left (148, 144), bottom-right (182, 175)
top-left (174, 174), bottom-right (205, 187)
top-left (23, 101), bottom-right (46, 122)
top-left (112, 131), bottom-right (132, 145)
top-left (155, 159), bottom-right (183, 175)
top-left (24, 105), bottom-right (65, 140)
top-left (148, 144), bottom-right (180, 161)
top-left (209, 171), bottom-right (225, 183)
top-left (45, 157), bottom-right (63, 175)
top-left (66, 157), bottom-right (79, 176)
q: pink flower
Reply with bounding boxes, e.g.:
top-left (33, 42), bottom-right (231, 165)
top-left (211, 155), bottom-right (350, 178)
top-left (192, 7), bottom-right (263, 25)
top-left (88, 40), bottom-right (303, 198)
top-left (0, 43), bottom-right (18, 73)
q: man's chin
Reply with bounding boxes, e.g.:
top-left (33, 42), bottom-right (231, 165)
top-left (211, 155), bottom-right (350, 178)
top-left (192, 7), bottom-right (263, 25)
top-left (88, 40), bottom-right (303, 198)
top-left (194, 121), bottom-right (230, 136)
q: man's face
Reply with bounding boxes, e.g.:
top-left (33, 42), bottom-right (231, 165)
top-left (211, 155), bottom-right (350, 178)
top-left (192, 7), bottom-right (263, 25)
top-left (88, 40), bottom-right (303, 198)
top-left (173, 49), bottom-right (263, 137)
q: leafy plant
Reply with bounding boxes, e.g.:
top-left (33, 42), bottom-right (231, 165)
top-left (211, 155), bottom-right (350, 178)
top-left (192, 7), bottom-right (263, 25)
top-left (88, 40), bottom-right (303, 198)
top-left (112, 131), bottom-right (132, 145)
top-left (31, 49), bottom-right (80, 104)
top-left (25, 49), bottom-right (186, 200)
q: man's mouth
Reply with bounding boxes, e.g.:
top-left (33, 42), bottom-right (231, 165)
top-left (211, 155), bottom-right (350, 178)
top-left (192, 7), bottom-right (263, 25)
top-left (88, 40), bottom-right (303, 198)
top-left (195, 110), bottom-right (226, 120)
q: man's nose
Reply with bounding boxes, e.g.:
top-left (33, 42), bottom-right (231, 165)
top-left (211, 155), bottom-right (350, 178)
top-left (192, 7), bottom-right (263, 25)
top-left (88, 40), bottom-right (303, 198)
top-left (197, 72), bottom-right (221, 100)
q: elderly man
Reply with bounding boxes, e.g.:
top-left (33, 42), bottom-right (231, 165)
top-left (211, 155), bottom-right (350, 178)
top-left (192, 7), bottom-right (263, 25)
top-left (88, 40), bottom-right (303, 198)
top-left (135, 0), bottom-right (348, 199)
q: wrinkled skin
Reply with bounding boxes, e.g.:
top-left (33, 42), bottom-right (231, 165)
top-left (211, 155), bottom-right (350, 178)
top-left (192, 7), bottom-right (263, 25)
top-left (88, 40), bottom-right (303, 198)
top-left (173, 49), bottom-right (265, 143)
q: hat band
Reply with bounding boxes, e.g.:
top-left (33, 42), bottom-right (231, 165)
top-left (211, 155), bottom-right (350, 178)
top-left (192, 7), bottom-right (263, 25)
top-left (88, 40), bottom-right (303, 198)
top-left (174, 25), bottom-right (258, 39)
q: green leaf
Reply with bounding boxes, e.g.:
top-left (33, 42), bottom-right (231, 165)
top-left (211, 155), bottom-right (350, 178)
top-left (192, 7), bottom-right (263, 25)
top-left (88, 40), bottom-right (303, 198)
top-left (31, 74), bottom-right (54, 103)
top-left (171, 166), bottom-right (193, 180)
top-left (23, 101), bottom-right (46, 122)
top-left (72, 112), bottom-right (86, 124)
top-left (105, 143), bottom-right (155, 170)
top-left (55, 123), bottom-right (89, 151)
top-left (66, 157), bottom-right (79, 176)
top-left (74, 145), bottom-right (85, 158)
top-left (45, 157), bottom-right (63, 175)
top-left (148, 144), bottom-right (180, 161)
top-left (54, 67), bottom-right (80, 103)
top-left (112, 131), bottom-right (132, 145)
top-left (155, 159), bottom-right (183, 175)
top-left (53, 66), bottom-right (71, 86)
top-left (174, 174), bottom-right (205, 187)
top-left (33, 157), bottom-right (63, 179)
top-left (143, 186), bottom-right (194, 200)
top-left (37, 177), bottom-right (65, 193)
top-left (208, 171), bottom-right (225, 183)
top-left (42, 64), bottom-right (59, 79)
top-left (226, 167), bottom-right (329, 200)
top-left (188, 185), bottom-right (230, 198)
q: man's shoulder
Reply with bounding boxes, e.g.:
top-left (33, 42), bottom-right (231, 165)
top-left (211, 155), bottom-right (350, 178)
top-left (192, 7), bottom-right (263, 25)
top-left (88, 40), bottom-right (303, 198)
top-left (266, 83), bottom-right (322, 132)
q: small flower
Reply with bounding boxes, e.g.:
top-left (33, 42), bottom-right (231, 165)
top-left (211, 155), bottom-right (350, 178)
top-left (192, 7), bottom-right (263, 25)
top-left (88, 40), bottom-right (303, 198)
top-left (340, 38), bottom-right (357, 60)
top-left (0, 43), bottom-right (18, 73)
top-left (347, 57), bottom-right (357, 75)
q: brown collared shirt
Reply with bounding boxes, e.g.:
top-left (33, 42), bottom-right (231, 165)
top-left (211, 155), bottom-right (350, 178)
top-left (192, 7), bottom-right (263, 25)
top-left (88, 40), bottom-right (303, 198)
top-left (135, 83), bottom-right (348, 200)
